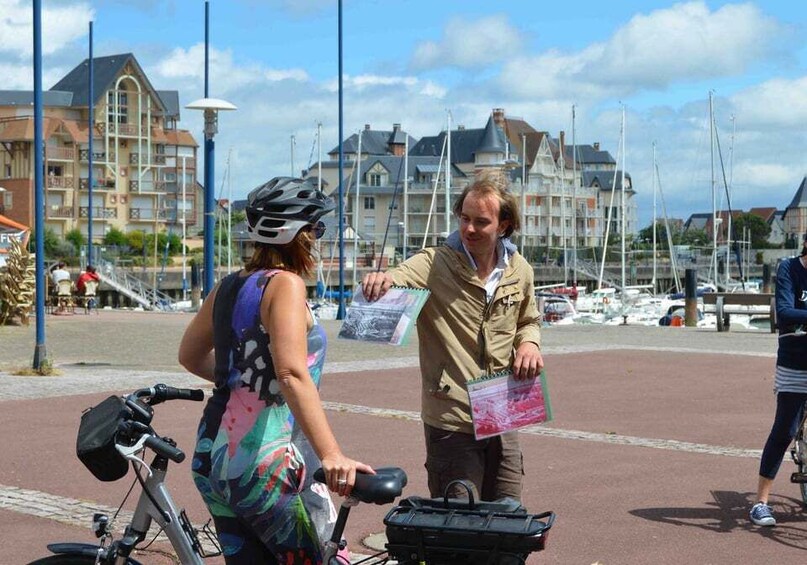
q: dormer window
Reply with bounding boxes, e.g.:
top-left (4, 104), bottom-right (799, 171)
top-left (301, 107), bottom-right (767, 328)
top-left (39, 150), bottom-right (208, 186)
top-left (367, 172), bottom-right (386, 187)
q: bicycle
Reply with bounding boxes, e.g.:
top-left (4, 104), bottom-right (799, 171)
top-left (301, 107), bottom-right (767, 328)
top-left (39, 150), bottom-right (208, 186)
top-left (29, 384), bottom-right (219, 564)
top-left (30, 383), bottom-right (555, 564)
top-left (790, 402), bottom-right (807, 505)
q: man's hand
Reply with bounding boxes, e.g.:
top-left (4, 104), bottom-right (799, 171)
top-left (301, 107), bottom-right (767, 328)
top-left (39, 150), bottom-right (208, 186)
top-left (361, 271), bottom-right (394, 301)
top-left (512, 342), bottom-right (543, 380)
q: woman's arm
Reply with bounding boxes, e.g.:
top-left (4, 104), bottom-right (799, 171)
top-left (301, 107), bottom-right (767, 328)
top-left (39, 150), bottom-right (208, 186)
top-left (178, 285), bottom-right (217, 382)
top-left (776, 259), bottom-right (807, 327)
top-left (264, 272), bottom-right (373, 495)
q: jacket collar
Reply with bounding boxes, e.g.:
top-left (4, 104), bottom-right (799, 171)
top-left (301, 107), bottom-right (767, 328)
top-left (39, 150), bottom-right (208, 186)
top-left (444, 230), bottom-right (517, 266)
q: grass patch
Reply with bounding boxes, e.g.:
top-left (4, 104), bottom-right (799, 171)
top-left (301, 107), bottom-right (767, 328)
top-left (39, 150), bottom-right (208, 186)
top-left (10, 360), bottom-right (61, 377)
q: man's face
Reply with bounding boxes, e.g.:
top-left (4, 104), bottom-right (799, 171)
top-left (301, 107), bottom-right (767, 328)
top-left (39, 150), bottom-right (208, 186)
top-left (458, 192), bottom-right (508, 258)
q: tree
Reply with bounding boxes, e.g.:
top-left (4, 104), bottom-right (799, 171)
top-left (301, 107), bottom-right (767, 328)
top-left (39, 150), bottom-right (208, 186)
top-left (731, 213), bottom-right (771, 248)
top-left (103, 227), bottom-right (128, 247)
top-left (126, 230), bottom-right (146, 253)
top-left (65, 228), bottom-right (85, 252)
top-left (28, 227), bottom-right (60, 257)
top-left (680, 228), bottom-right (708, 247)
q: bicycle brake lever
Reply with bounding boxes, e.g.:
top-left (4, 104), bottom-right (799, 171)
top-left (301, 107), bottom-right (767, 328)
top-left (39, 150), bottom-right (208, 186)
top-left (116, 435), bottom-right (153, 477)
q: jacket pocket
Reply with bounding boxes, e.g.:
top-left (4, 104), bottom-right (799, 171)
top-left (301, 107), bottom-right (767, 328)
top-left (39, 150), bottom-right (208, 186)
top-left (489, 286), bottom-right (524, 333)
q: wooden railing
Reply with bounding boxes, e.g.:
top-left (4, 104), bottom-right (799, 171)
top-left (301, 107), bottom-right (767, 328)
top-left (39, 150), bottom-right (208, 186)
top-left (129, 179), bottom-right (166, 193)
top-left (46, 147), bottom-right (75, 160)
top-left (79, 178), bottom-right (115, 190)
top-left (129, 207), bottom-right (169, 221)
top-left (47, 205), bottom-right (72, 218)
top-left (79, 206), bottom-right (118, 219)
top-left (46, 176), bottom-right (74, 189)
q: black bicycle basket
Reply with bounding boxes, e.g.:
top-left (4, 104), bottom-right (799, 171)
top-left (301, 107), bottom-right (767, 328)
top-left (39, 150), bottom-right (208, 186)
top-left (384, 480), bottom-right (554, 565)
top-left (76, 395), bottom-right (131, 482)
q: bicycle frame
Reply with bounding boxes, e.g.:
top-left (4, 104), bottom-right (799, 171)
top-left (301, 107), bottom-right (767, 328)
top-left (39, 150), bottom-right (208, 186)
top-left (122, 462), bottom-right (203, 565)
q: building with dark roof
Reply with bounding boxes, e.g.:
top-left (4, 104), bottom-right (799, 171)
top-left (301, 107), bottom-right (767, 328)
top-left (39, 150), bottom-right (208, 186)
top-left (0, 53), bottom-right (200, 241)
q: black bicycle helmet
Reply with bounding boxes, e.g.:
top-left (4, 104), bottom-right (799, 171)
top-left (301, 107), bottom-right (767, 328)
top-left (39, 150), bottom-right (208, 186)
top-left (245, 176), bottom-right (335, 245)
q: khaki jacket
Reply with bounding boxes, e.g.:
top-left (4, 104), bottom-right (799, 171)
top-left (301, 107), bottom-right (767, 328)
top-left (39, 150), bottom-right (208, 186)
top-left (391, 234), bottom-right (541, 434)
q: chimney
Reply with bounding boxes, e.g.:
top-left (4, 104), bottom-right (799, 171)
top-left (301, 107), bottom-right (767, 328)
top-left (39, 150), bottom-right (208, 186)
top-left (593, 142), bottom-right (600, 151)
top-left (492, 108), bottom-right (505, 127)
top-left (364, 124), bottom-right (371, 131)
top-left (457, 125), bottom-right (465, 131)
top-left (392, 123), bottom-right (401, 132)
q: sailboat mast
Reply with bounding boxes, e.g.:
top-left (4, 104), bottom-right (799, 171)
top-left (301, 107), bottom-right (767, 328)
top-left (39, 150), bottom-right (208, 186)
top-left (445, 110), bottom-right (452, 238)
top-left (521, 132), bottom-right (526, 257)
top-left (727, 114), bottom-right (735, 287)
top-left (710, 91), bottom-right (718, 284)
top-left (317, 122), bottom-right (322, 192)
top-left (290, 134), bottom-right (295, 177)
top-left (571, 105), bottom-right (577, 286)
top-left (403, 133), bottom-right (409, 260)
top-left (652, 141), bottom-right (657, 295)
top-left (560, 132), bottom-right (567, 286)
top-left (620, 104), bottom-right (626, 292)
top-left (353, 129), bottom-right (362, 286)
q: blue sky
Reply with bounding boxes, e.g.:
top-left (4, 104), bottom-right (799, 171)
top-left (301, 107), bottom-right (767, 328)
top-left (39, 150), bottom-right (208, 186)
top-left (2, 0), bottom-right (806, 227)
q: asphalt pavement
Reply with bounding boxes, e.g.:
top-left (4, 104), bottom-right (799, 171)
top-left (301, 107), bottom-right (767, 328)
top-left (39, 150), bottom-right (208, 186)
top-left (2, 310), bottom-right (803, 564)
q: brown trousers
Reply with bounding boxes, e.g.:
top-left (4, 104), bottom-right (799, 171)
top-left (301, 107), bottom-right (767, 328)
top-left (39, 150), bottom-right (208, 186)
top-left (423, 423), bottom-right (524, 502)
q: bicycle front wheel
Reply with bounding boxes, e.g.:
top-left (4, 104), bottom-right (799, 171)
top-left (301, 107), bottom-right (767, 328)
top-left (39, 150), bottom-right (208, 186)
top-left (798, 418), bottom-right (807, 507)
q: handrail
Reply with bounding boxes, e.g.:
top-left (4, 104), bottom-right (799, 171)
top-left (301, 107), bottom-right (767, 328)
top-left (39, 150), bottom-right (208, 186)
top-left (97, 259), bottom-right (176, 311)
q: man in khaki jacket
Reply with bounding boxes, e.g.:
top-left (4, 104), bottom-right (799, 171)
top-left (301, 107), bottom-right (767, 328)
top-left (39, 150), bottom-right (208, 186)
top-left (362, 172), bottom-right (542, 501)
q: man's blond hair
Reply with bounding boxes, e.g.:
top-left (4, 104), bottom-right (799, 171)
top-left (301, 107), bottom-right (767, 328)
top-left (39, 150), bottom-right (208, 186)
top-left (452, 169), bottom-right (520, 237)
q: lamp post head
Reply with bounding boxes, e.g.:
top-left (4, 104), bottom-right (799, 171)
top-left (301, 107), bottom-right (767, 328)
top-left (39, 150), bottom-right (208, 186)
top-left (186, 98), bottom-right (237, 139)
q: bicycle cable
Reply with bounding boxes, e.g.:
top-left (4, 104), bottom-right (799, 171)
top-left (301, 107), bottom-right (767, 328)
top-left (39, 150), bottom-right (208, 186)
top-left (133, 457), bottom-right (172, 523)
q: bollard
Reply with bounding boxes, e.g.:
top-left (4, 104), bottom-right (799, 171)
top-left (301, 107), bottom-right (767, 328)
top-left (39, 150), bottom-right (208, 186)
top-left (762, 263), bottom-right (771, 294)
top-left (685, 268), bottom-right (698, 327)
top-left (191, 263), bottom-right (201, 310)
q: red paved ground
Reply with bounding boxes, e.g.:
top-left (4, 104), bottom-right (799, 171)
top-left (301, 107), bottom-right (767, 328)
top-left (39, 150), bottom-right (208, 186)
top-left (4, 349), bottom-right (806, 564)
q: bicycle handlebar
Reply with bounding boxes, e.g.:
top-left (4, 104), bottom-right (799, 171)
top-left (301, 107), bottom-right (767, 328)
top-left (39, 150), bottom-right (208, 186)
top-left (131, 384), bottom-right (205, 406)
top-left (144, 435), bottom-right (186, 463)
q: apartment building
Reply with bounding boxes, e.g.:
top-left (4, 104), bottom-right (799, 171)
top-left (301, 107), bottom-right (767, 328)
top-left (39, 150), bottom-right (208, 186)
top-left (0, 53), bottom-right (200, 241)
top-left (302, 109), bottom-right (637, 259)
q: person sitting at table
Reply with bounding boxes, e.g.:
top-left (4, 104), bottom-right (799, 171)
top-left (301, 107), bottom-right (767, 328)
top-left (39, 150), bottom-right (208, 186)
top-left (50, 262), bottom-right (71, 286)
top-left (76, 265), bottom-right (100, 295)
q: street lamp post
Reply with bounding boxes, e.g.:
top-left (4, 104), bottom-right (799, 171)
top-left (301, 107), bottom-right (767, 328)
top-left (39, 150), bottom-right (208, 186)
top-left (185, 97), bottom-right (236, 298)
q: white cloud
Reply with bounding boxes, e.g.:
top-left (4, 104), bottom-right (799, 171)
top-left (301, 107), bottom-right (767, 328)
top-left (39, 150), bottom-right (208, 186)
top-left (154, 44), bottom-right (308, 95)
top-left (410, 14), bottom-right (524, 71)
top-left (729, 76), bottom-right (807, 129)
top-left (0, 0), bottom-right (94, 57)
top-left (498, 1), bottom-right (787, 100)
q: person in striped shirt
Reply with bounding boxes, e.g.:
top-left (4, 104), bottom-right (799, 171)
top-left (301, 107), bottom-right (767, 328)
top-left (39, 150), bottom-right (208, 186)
top-left (750, 235), bottom-right (807, 527)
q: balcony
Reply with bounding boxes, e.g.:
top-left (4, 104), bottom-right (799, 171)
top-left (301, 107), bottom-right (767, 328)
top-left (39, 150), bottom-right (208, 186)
top-left (129, 207), bottom-right (169, 221)
top-left (80, 178), bottom-right (116, 190)
top-left (80, 149), bottom-right (114, 162)
top-left (47, 205), bottom-right (72, 219)
top-left (46, 147), bottom-right (75, 161)
top-left (129, 179), bottom-right (167, 193)
top-left (102, 122), bottom-right (139, 136)
top-left (79, 206), bottom-right (118, 219)
top-left (129, 152), bottom-right (167, 166)
top-left (46, 176), bottom-right (74, 189)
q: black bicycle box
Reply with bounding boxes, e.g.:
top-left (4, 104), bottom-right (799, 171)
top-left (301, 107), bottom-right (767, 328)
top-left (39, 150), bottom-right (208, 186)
top-left (76, 395), bottom-right (131, 482)
top-left (384, 494), bottom-right (553, 563)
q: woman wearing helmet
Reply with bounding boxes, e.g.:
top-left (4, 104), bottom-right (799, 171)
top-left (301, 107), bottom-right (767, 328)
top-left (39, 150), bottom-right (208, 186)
top-left (179, 177), bottom-right (373, 563)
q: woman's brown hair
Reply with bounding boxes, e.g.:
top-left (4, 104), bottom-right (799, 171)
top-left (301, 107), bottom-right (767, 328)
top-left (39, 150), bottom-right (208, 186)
top-left (451, 169), bottom-right (521, 237)
top-left (244, 228), bottom-right (317, 277)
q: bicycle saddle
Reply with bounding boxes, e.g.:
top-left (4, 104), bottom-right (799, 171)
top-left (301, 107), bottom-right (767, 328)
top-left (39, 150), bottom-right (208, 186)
top-left (314, 466), bottom-right (408, 505)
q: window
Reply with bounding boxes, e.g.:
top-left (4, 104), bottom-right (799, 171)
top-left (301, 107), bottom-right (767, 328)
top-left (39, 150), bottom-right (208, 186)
top-left (4, 164), bottom-right (11, 178)
top-left (47, 165), bottom-right (63, 177)
top-left (2, 190), bottom-right (12, 209)
top-left (107, 91), bottom-right (128, 124)
top-left (368, 173), bottom-right (386, 187)
top-left (364, 196), bottom-right (375, 210)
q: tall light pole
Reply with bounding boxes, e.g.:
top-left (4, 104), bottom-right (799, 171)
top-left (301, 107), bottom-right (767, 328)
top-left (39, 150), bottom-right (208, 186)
top-left (32, 0), bottom-right (47, 369)
top-left (186, 98), bottom-right (236, 297)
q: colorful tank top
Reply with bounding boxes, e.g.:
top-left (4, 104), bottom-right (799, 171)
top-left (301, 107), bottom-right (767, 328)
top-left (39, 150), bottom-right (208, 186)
top-left (192, 270), bottom-right (334, 562)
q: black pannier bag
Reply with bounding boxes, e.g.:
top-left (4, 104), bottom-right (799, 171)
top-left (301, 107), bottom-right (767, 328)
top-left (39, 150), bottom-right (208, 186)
top-left (384, 480), bottom-right (554, 565)
top-left (76, 395), bottom-right (131, 482)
